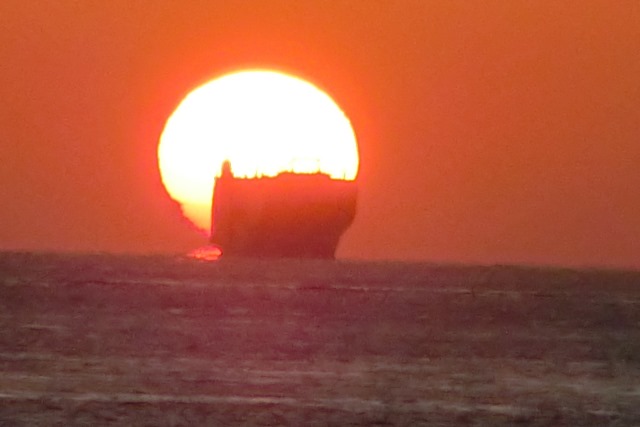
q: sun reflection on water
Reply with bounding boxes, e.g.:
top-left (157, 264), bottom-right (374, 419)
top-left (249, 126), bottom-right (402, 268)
top-left (186, 245), bottom-right (222, 261)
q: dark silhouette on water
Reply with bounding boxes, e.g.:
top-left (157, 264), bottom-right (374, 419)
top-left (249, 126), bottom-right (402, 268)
top-left (210, 161), bottom-right (357, 258)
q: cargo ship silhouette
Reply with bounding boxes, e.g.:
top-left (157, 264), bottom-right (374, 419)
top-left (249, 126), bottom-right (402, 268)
top-left (210, 161), bottom-right (357, 258)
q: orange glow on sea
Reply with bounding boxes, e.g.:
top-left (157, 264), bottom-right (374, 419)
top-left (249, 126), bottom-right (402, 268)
top-left (187, 246), bottom-right (223, 261)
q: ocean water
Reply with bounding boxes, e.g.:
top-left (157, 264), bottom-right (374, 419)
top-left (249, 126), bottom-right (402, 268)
top-left (1, 252), bottom-right (639, 426)
top-left (3, 250), bottom-right (637, 291)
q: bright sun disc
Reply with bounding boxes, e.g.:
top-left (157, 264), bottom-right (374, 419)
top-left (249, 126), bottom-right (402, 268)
top-left (158, 70), bottom-right (359, 233)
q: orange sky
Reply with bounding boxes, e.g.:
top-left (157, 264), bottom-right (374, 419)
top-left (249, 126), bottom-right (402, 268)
top-left (1, 1), bottom-right (639, 268)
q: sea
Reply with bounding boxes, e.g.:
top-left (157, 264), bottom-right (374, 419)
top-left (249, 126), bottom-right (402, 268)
top-left (1, 251), bottom-right (639, 426)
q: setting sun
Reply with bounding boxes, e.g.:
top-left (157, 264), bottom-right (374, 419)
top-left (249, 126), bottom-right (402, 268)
top-left (158, 70), bottom-right (359, 233)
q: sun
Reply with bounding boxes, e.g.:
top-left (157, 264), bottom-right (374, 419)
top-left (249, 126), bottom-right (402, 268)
top-left (158, 69), bottom-right (359, 233)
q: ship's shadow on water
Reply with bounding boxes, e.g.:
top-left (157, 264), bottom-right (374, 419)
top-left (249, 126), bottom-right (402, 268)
top-left (1, 252), bottom-right (640, 426)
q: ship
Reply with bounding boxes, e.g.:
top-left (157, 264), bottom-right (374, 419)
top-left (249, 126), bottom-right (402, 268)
top-left (210, 161), bottom-right (357, 258)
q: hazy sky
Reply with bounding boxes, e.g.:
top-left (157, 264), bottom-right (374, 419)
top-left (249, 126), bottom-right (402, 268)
top-left (1, 1), bottom-right (639, 268)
